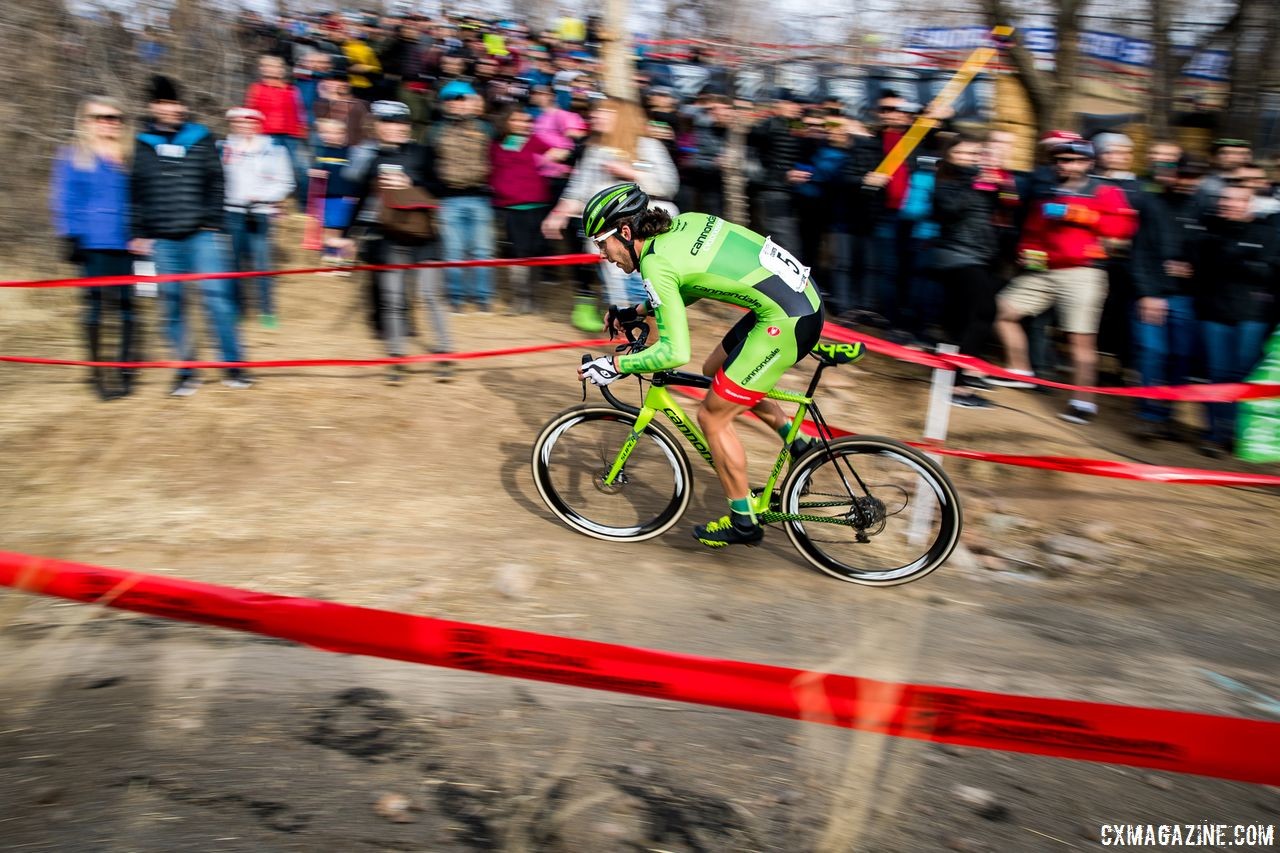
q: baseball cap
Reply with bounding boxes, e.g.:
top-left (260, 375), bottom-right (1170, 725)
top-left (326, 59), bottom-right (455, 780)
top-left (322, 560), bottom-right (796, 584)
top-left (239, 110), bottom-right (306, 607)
top-left (1038, 129), bottom-right (1083, 146)
top-left (371, 100), bottom-right (412, 122)
top-left (226, 107), bottom-right (264, 121)
top-left (1049, 138), bottom-right (1095, 159)
top-left (439, 80), bottom-right (479, 101)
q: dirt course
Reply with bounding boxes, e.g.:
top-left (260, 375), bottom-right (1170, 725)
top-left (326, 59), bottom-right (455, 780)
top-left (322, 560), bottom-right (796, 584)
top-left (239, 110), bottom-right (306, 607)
top-left (1, 257), bottom-right (1278, 852)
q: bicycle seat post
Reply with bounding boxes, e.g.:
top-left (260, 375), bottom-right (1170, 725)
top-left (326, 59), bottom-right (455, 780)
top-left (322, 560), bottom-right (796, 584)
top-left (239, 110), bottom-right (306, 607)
top-left (804, 361), bottom-right (829, 400)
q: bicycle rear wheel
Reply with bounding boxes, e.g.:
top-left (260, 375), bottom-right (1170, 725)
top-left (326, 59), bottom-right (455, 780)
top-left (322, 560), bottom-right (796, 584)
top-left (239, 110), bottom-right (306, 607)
top-left (777, 436), bottom-right (962, 586)
top-left (531, 405), bottom-right (692, 542)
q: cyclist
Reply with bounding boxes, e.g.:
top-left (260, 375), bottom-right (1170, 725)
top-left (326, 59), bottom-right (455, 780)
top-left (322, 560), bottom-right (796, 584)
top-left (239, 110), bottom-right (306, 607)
top-left (576, 183), bottom-right (827, 548)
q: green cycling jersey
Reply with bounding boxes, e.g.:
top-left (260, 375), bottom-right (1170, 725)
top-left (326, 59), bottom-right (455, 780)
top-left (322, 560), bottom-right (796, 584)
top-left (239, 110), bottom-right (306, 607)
top-left (614, 213), bottom-right (823, 379)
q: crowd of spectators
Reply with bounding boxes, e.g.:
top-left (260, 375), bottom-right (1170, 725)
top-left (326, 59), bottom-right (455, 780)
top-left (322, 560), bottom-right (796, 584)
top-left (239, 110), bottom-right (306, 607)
top-left (47, 11), bottom-right (1279, 458)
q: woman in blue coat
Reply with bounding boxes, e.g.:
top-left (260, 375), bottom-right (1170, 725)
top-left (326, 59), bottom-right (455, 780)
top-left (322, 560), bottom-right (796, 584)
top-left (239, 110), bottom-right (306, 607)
top-left (50, 96), bottom-right (136, 399)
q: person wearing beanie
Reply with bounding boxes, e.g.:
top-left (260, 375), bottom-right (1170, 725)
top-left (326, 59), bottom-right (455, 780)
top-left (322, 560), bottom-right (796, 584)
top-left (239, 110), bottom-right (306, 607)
top-left (131, 74), bottom-right (249, 397)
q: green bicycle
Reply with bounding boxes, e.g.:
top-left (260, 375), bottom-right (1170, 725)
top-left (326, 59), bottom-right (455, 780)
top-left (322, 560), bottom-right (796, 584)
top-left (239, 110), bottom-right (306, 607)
top-left (531, 321), bottom-right (962, 586)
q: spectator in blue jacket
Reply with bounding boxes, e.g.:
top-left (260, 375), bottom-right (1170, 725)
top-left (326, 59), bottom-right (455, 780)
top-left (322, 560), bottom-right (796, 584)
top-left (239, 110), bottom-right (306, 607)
top-left (50, 96), bottom-right (136, 400)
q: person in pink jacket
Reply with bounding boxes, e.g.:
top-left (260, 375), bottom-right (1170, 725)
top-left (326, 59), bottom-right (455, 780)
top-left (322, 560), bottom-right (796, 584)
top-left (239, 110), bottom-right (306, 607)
top-left (531, 85), bottom-right (586, 190)
top-left (490, 103), bottom-right (569, 313)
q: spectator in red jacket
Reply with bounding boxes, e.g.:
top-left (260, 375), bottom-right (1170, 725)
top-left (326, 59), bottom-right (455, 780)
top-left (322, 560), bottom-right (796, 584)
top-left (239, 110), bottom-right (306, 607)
top-left (992, 136), bottom-right (1137, 424)
top-left (246, 54), bottom-right (308, 205)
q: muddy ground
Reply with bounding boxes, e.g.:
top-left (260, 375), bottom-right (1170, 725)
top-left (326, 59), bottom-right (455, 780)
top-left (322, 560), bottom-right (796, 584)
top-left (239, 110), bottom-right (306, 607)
top-left (1, 256), bottom-right (1278, 852)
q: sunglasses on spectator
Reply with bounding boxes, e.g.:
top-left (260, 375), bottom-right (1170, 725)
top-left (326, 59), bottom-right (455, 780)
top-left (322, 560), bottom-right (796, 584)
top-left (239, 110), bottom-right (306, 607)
top-left (877, 105), bottom-right (904, 113)
top-left (89, 113), bottom-right (124, 122)
top-left (1053, 155), bottom-right (1088, 163)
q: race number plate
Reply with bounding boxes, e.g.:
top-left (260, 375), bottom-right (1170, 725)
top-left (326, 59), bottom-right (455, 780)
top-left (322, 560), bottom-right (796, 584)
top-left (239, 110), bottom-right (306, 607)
top-left (759, 237), bottom-right (810, 292)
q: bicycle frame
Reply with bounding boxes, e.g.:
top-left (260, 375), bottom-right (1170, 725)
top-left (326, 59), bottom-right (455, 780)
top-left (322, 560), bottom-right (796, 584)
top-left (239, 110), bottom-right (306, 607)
top-left (599, 363), bottom-right (857, 521)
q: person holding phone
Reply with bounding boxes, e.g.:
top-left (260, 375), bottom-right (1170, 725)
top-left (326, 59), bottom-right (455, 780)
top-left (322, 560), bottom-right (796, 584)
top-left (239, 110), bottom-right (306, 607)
top-left (339, 100), bottom-right (452, 382)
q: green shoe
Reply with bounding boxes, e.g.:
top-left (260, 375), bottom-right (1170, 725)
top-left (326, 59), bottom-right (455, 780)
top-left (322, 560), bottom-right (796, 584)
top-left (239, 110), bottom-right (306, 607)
top-left (693, 515), bottom-right (764, 549)
top-left (261, 314), bottom-right (278, 329)
top-left (571, 301), bottom-right (603, 333)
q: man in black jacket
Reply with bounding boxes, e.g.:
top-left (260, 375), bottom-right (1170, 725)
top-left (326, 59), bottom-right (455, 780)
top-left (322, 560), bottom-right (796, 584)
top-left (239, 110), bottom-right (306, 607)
top-left (747, 89), bottom-right (806, 255)
top-left (861, 90), bottom-right (951, 340)
top-left (130, 75), bottom-right (247, 397)
top-left (1189, 184), bottom-right (1279, 455)
top-left (1130, 156), bottom-right (1207, 440)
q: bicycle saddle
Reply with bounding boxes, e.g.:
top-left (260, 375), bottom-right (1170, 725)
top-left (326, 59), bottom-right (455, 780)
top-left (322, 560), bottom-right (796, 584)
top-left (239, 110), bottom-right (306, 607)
top-left (811, 342), bottom-right (866, 366)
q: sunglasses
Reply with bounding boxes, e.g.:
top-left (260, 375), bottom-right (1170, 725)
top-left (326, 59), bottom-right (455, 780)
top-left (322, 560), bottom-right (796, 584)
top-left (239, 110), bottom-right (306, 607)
top-left (877, 105), bottom-right (905, 113)
top-left (89, 113), bottom-right (124, 122)
top-left (591, 227), bottom-right (618, 250)
top-left (1053, 156), bottom-right (1088, 163)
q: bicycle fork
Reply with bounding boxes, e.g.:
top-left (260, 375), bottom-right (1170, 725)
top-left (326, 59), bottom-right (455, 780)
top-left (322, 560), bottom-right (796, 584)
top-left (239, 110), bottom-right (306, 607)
top-left (601, 406), bottom-right (658, 487)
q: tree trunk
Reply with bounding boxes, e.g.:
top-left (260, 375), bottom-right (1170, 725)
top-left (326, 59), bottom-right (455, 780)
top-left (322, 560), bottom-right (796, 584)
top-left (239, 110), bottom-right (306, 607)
top-left (600, 0), bottom-right (636, 101)
top-left (979, 0), bottom-right (1055, 135)
top-left (1223, 0), bottom-right (1278, 142)
top-left (1048, 0), bottom-right (1084, 131)
top-left (1148, 0), bottom-right (1175, 138)
top-left (723, 125), bottom-right (748, 226)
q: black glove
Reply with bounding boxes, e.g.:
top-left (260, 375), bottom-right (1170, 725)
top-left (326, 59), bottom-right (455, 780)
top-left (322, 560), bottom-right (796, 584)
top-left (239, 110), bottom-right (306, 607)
top-left (63, 237), bottom-right (86, 265)
top-left (606, 303), bottom-right (640, 339)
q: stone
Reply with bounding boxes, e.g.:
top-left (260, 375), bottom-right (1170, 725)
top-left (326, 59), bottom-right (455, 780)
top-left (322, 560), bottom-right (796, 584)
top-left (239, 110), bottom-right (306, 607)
top-left (993, 545), bottom-right (1040, 570)
top-left (1082, 521), bottom-right (1115, 540)
top-left (1043, 553), bottom-right (1078, 577)
top-left (952, 785), bottom-right (1009, 821)
top-left (984, 513), bottom-right (1024, 536)
top-left (1042, 534), bottom-right (1104, 562)
top-left (373, 792), bottom-right (416, 823)
top-left (494, 564), bottom-right (535, 599)
top-left (31, 785), bottom-right (63, 806)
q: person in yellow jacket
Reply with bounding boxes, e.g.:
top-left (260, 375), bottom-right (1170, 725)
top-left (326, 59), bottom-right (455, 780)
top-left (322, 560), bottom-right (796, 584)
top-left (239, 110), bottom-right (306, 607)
top-left (343, 27), bottom-right (382, 100)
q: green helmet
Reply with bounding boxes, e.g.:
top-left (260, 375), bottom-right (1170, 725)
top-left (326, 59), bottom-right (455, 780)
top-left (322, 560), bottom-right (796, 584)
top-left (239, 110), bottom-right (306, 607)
top-left (582, 183), bottom-right (650, 238)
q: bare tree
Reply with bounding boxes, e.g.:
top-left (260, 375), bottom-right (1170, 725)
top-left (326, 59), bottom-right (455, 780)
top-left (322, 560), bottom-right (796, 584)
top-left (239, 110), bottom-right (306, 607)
top-left (979, 0), bottom-right (1086, 134)
top-left (1221, 0), bottom-right (1278, 142)
top-left (0, 0), bottom-right (259, 253)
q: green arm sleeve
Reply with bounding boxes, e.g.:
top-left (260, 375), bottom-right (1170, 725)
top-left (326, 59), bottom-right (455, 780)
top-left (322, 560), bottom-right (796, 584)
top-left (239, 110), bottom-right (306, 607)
top-left (615, 255), bottom-right (692, 374)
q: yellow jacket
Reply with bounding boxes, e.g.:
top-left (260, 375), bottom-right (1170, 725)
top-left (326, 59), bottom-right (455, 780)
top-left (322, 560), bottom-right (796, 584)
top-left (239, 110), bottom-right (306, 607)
top-left (343, 40), bottom-right (381, 90)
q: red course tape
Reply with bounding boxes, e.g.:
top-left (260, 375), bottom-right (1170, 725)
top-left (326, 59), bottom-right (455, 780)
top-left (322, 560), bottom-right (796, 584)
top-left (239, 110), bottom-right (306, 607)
top-left (0, 338), bottom-right (611, 370)
top-left (820, 323), bottom-right (1280, 404)
top-left (0, 253), bottom-right (601, 289)
top-left (2, 255), bottom-right (1275, 403)
top-left (2, 550), bottom-right (1277, 786)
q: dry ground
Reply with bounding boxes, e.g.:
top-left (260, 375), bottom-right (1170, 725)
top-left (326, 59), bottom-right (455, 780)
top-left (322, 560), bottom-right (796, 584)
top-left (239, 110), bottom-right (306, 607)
top-left (1, 254), bottom-right (1278, 852)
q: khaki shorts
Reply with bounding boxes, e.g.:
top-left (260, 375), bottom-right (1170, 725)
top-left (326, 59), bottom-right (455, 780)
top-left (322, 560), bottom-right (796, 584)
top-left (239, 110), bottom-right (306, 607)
top-left (999, 266), bottom-right (1108, 334)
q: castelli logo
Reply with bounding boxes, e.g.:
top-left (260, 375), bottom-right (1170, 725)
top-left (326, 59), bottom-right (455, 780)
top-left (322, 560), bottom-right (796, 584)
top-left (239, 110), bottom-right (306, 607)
top-left (767, 326), bottom-right (780, 337)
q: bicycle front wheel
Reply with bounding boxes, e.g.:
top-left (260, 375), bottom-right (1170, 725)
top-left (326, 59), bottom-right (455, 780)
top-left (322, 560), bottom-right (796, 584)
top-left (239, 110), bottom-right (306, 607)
top-left (531, 405), bottom-right (693, 542)
top-left (777, 436), bottom-right (962, 586)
